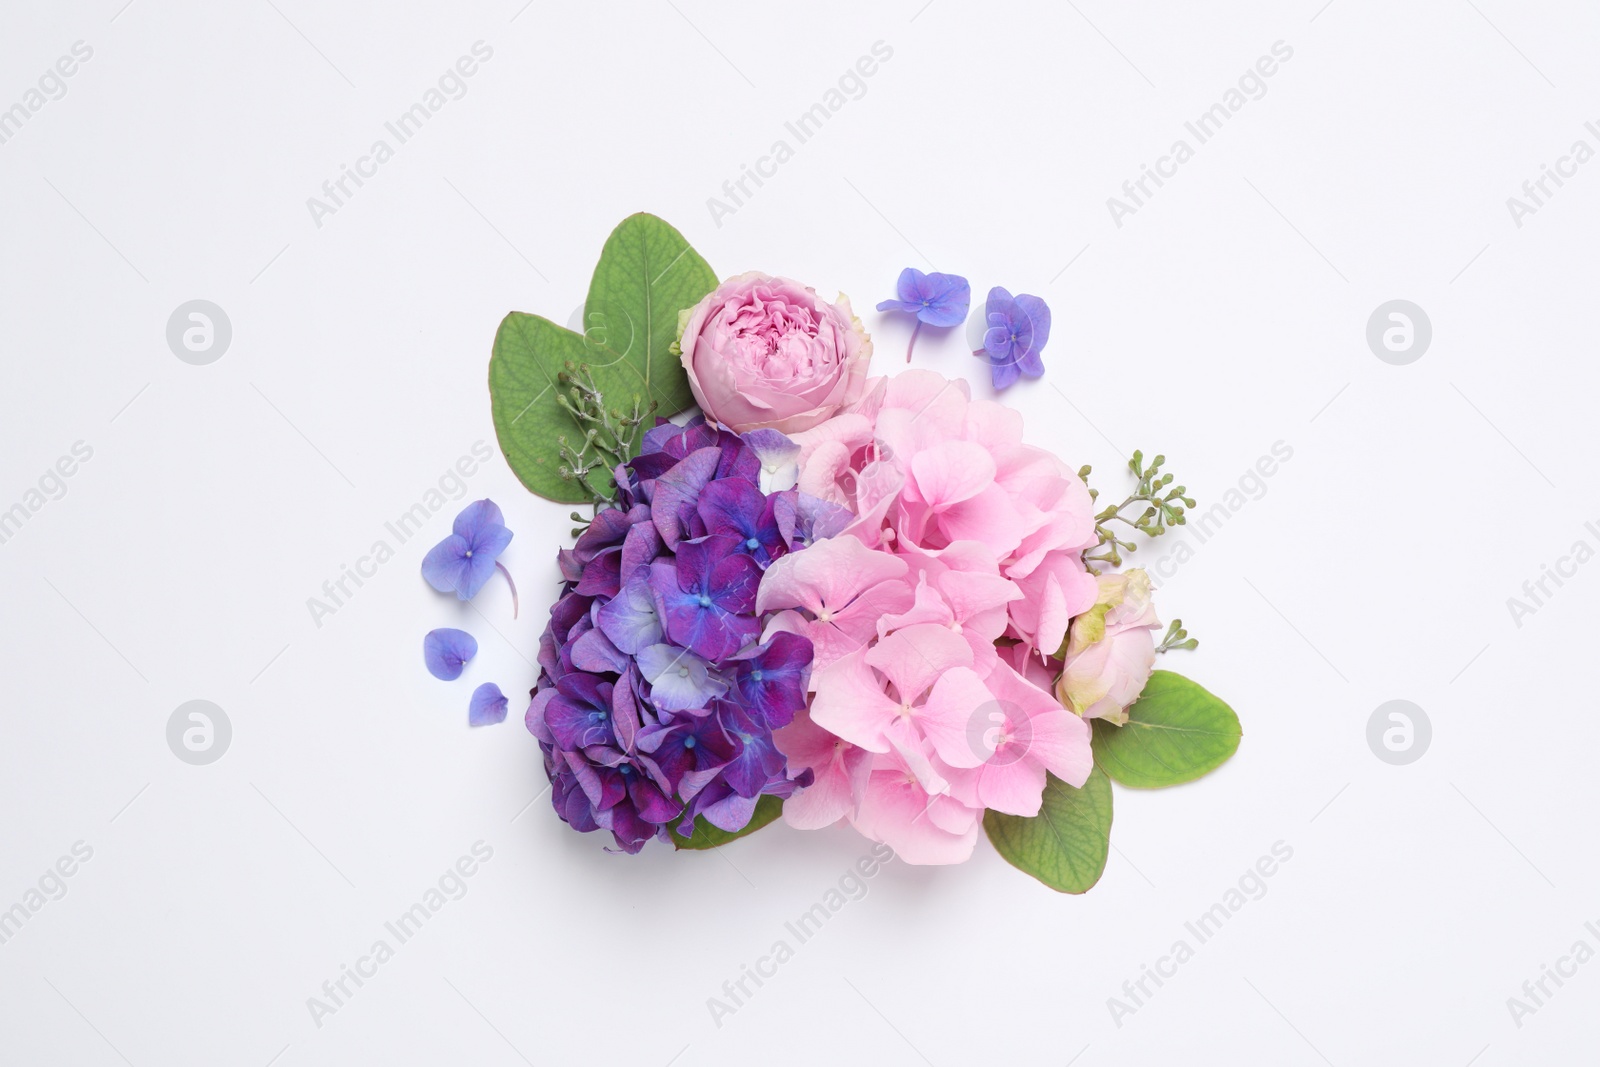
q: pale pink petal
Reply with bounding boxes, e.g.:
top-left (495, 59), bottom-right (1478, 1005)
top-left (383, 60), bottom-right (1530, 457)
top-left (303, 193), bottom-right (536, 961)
top-left (810, 647), bottom-right (898, 752)
top-left (883, 717), bottom-right (949, 795)
top-left (850, 764), bottom-right (979, 865)
top-left (841, 459), bottom-right (906, 547)
top-left (935, 568), bottom-right (1021, 623)
top-left (789, 412), bottom-right (874, 471)
top-left (1029, 708), bottom-right (1093, 788)
top-left (915, 666), bottom-right (995, 769)
top-left (865, 623), bottom-right (971, 706)
top-left (909, 440), bottom-right (996, 510)
top-left (795, 439), bottom-right (853, 506)
top-left (963, 397), bottom-right (1025, 456)
top-left (976, 756), bottom-right (1050, 816)
top-left (878, 576), bottom-right (955, 635)
top-left (1010, 556), bottom-right (1098, 652)
top-left (829, 577), bottom-right (915, 654)
top-left (784, 751), bottom-right (870, 825)
top-left (937, 484), bottom-right (1024, 558)
top-left (756, 534), bottom-right (909, 616)
top-left (924, 790), bottom-right (981, 836)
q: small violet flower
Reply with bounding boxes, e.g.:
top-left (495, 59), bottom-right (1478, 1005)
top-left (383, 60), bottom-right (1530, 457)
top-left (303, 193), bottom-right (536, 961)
top-left (422, 499), bottom-right (519, 616)
top-left (424, 628), bottom-right (478, 681)
top-left (469, 682), bottom-right (508, 727)
top-left (876, 267), bottom-right (970, 363)
top-left (975, 287), bottom-right (1050, 391)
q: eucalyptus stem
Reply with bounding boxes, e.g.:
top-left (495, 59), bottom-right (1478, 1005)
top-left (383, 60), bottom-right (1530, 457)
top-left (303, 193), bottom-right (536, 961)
top-left (1156, 618), bottom-right (1198, 653)
top-left (553, 362), bottom-right (657, 508)
top-left (1079, 450), bottom-right (1196, 574)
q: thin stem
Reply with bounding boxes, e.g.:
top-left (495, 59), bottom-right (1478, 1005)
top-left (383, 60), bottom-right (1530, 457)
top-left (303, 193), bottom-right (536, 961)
top-left (495, 561), bottom-right (519, 619)
top-left (905, 319), bottom-right (923, 363)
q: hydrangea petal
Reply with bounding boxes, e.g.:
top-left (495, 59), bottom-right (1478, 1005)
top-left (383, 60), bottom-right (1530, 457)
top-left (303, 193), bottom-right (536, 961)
top-left (423, 628), bottom-right (477, 680)
top-left (636, 643), bottom-right (725, 712)
top-left (468, 682), bottom-right (508, 727)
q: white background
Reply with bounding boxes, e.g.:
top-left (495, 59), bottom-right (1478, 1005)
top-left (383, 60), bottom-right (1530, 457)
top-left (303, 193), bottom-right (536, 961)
top-left (2, 1), bottom-right (1597, 1064)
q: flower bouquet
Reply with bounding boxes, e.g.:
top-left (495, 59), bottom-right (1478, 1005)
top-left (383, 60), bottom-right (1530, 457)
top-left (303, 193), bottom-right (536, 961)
top-left (433, 213), bottom-right (1239, 893)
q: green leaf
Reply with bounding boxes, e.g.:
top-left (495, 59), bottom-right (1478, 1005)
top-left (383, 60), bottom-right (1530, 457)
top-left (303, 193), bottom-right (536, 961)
top-left (983, 767), bottom-right (1112, 894)
top-left (487, 312), bottom-right (594, 503)
top-left (1091, 670), bottom-right (1242, 788)
top-left (672, 795), bottom-right (784, 851)
top-left (583, 212), bottom-right (717, 418)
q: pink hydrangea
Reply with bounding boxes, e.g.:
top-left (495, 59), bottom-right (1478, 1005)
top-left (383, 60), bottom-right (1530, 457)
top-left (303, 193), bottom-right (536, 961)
top-left (755, 370), bottom-right (1104, 863)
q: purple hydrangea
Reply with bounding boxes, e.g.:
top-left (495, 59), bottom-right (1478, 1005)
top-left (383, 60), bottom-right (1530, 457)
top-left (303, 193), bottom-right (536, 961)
top-left (525, 417), bottom-right (850, 853)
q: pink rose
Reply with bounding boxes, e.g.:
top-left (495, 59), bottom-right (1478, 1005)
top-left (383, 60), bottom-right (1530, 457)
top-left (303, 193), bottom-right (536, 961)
top-left (1054, 568), bottom-right (1161, 724)
top-left (678, 271), bottom-right (872, 434)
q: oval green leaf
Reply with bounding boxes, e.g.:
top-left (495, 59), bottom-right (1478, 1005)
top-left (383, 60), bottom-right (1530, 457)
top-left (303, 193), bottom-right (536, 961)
top-left (1091, 670), bottom-right (1242, 788)
top-left (488, 311), bottom-right (595, 503)
top-left (583, 212), bottom-right (717, 419)
top-left (983, 767), bottom-right (1112, 894)
top-left (673, 795), bottom-right (784, 851)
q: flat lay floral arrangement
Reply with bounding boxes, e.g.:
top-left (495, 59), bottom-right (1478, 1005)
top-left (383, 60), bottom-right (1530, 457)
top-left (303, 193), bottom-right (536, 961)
top-left (423, 213), bottom-right (1241, 893)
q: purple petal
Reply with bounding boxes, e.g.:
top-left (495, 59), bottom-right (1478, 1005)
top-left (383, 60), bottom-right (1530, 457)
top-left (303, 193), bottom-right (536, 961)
top-left (423, 628), bottom-right (477, 680)
top-left (913, 272), bottom-right (971, 327)
top-left (651, 447), bottom-right (721, 550)
top-left (688, 780), bottom-right (760, 833)
top-left (573, 505), bottom-right (637, 563)
top-left (545, 674), bottom-right (615, 750)
top-left (1012, 292), bottom-right (1051, 355)
top-left (596, 578), bottom-right (664, 653)
top-left (985, 286), bottom-right (1018, 322)
top-left (642, 417), bottom-right (719, 460)
top-left (421, 534), bottom-right (472, 595)
top-left (620, 521), bottom-right (663, 575)
top-left (571, 627), bottom-right (630, 674)
top-left (612, 675), bottom-right (642, 753)
top-left (452, 499), bottom-right (505, 540)
top-left (456, 539), bottom-right (507, 600)
top-left (636, 644), bottom-right (726, 712)
top-left (526, 687), bottom-right (556, 742)
top-left (575, 546), bottom-right (623, 598)
top-left (469, 682), bottom-right (508, 726)
top-left (892, 266), bottom-right (928, 304)
top-left (741, 429), bottom-right (801, 492)
top-left (697, 478), bottom-right (766, 543)
top-left (707, 551), bottom-right (762, 615)
top-left (982, 325), bottom-right (1013, 363)
top-left (729, 631), bottom-right (813, 728)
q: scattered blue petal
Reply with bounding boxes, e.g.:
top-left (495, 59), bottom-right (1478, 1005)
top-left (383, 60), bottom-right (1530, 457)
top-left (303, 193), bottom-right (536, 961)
top-left (875, 267), bottom-right (970, 327)
top-left (975, 286), bottom-right (1050, 391)
top-left (424, 628), bottom-right (478, 680)
top-left (421, 498), bottom-right (514, 600)
top-left (469, 682), bottom-right (509, 726)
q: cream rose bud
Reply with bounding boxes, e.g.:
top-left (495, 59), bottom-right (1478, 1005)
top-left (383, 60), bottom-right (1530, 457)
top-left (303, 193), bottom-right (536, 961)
top-left (677, 271), bottom-right (872, 434)
top-left (1055, 568), bottom-right (1161, 725)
